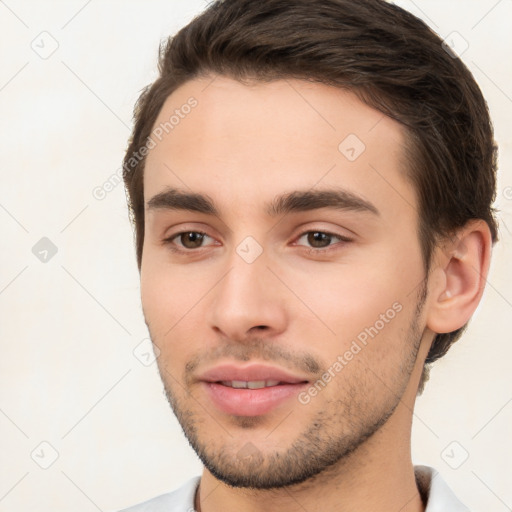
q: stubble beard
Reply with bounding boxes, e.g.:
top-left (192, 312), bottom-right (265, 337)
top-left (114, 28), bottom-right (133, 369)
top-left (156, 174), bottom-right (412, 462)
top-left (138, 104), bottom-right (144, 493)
top-left (152, 293), bottom-right (426, 490)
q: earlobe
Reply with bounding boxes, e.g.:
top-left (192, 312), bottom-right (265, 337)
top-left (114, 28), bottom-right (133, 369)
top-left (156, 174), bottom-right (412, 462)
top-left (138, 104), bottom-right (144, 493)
top-left (427, 220), bottom-right (492, 334)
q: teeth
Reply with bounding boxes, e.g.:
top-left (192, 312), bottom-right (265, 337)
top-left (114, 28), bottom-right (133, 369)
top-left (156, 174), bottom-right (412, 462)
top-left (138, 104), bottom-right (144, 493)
top-left (221, 380), bottom-right (281, 389)
top-left (247, 381), bottom-right (267, 389)
top-left (231, 380), bottom-right (248, 389)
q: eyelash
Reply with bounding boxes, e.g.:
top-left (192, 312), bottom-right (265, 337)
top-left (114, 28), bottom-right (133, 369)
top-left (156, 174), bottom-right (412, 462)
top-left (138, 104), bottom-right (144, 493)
top-left (162, 230), bottom-right (351, 255)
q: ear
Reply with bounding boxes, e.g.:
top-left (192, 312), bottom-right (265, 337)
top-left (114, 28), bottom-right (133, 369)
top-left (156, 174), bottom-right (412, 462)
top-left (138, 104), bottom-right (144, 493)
top-left (426, 220), bottom-right (493, 334)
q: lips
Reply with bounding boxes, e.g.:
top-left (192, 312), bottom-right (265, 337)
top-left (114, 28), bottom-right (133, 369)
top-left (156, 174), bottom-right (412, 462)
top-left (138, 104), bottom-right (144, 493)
top-left (198, 363), bottom-right (310, 416)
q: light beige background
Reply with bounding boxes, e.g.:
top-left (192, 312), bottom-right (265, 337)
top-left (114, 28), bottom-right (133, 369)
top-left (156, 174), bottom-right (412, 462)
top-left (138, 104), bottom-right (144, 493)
top-left (0, 1), bottom-right (510, 510)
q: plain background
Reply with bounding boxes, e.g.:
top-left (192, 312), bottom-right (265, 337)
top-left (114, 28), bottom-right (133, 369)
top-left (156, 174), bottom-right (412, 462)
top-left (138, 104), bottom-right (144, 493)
top-left (0, 1), bottom-right (511, 510)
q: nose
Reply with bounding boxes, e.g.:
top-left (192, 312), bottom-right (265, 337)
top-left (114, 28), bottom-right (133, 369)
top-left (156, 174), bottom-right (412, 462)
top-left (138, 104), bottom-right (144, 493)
top-left (206, 246), bottom-right (288, 342)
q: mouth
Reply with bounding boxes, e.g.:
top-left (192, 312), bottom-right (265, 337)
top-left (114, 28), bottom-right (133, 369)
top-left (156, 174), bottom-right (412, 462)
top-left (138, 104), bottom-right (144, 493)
top-left (198, 363), bottom-right (311, 416)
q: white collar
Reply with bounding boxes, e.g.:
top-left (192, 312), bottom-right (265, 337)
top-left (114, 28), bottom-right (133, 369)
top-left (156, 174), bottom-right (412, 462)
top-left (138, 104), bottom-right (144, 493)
top-left (415, 465), bottom-right (470, 511)
top-left (119, 465), bottom-right (470, 511)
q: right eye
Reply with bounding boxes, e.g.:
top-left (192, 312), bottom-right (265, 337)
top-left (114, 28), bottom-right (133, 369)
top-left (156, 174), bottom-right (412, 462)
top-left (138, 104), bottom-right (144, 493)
top-left (163, 231), bottom-right (217, 252)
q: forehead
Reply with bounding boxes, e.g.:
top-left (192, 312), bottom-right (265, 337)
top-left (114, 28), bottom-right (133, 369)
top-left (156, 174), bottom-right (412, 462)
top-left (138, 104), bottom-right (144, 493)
top-left (143, 75), bottom-right (416, 221)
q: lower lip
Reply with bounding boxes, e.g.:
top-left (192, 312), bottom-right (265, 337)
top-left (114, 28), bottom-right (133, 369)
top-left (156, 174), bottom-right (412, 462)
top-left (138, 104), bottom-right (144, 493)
top-left (202, 382), bottom-right (308, 416)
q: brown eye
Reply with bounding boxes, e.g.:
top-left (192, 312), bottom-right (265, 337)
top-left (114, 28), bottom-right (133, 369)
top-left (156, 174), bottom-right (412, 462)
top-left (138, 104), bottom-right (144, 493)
top-left (295, 230), bottom-right (351, 254)
top-left (307, 232), bottom-right (333, 248)
top-left (178, 231), bottom-right (207, 249)
top-left (163, 231), bottom-right (214, 252)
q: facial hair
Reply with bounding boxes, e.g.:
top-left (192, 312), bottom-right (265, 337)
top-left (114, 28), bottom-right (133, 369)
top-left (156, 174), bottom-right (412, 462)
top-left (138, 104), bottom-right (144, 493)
top-left (151, 286), bottom-right (427, 490)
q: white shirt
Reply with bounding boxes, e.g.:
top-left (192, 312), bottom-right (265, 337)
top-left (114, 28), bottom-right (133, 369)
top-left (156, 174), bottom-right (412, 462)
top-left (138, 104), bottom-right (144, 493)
top-left (116, 465), bottom-right (470, 512)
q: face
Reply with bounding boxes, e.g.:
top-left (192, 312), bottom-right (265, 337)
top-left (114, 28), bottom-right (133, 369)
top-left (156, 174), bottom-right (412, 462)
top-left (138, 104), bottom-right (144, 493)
top-left (140, 75), bottom-right (429, 489)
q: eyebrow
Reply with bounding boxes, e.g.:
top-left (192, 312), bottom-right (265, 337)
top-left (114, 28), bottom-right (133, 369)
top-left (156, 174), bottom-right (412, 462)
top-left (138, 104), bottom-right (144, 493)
top-left (146, 186), bottom-right (380, 217)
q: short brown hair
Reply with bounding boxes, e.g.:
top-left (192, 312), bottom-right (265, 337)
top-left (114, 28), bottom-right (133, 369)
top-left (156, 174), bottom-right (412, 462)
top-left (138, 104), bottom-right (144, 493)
top-left (122, 0), bottom-right (499, 390)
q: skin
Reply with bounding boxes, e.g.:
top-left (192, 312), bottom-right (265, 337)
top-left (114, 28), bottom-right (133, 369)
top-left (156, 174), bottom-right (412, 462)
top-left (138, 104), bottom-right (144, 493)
top-left (140, 75), bottom-right (491, 512)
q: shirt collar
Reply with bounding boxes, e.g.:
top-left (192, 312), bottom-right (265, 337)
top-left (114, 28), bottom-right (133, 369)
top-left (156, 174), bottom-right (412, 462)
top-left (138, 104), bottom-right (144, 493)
top-left (415, 465), bottom-right (470, 511)
top-left (181, 466), bottom-right (469, 511)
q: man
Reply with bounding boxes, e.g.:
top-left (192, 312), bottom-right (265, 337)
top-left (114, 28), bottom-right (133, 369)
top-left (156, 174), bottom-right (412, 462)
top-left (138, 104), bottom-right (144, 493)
top-left (119, 0), bottom-right (498, 510)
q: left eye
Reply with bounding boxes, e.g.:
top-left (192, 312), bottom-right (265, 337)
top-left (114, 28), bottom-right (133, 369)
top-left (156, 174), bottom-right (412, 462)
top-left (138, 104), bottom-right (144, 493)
top-left (295, 231), bottom-right (350, 250)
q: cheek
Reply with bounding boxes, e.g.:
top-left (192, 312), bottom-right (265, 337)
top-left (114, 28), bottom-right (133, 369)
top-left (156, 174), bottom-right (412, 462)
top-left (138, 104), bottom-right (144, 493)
top-left (290, 260), bottom-right (410, 339)
top-left (140, 253), bottom-right (189, 333)
top-left (140, 252), bottom-right (220, 359)
top-left (140, 266), bottom-right (192, 373)
top-left (288, 252), bottom-right (422, 376)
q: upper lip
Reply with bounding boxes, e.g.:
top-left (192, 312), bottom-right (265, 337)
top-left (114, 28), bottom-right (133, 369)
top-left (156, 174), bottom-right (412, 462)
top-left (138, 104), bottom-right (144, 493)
top-left (198, 363), bottom-right (310, 384)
